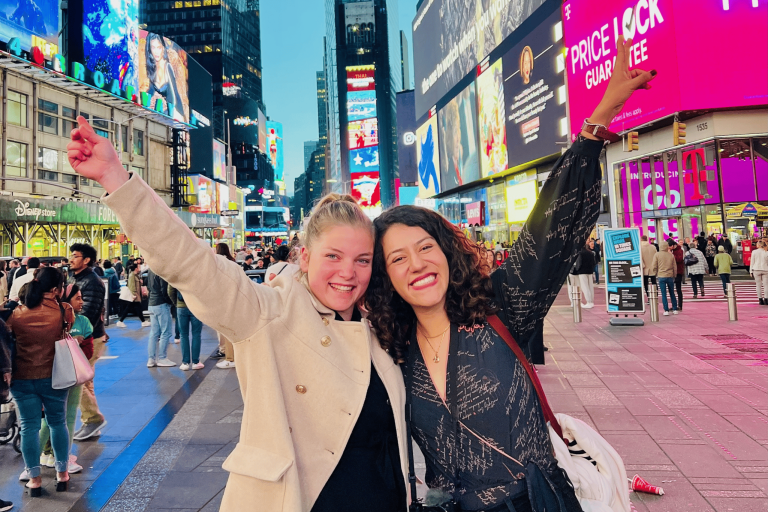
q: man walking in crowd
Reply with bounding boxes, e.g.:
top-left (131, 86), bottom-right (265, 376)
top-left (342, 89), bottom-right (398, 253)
top-left (112, 257), bottom-right (124, 278)
top-left (241, 254), bottom-right (255, 271)
top-left (146, 268), bottom-right (176, 367)
top-left (669, 239), bottom-right (685, 311)
top-left (103, 259), bottom-right (121, 316)
top-left (6, 258), bottom-right (20, 289)
top-left (640, 235), bottom-right (658, 302)
top-left (705, 239), bottom-right (718, 275)
top-left (685, 241), bottom-right (707, 298)
top-left (714, 245), bottom-right (734, 297)
top-left (8, 257), bottom-right (39, 301)
top-left (750, 240), bottom-right (768, 305)
top-left (68, 243), bottom-right (108, 441)
top-left (651, 240), bottom-right (679, 316)
top-left (591, 238), bottom-right (602, 284)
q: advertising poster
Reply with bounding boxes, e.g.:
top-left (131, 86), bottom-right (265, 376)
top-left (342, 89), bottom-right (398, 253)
top-left (266, 121), bottom-right (284, 181)
top-left (350, 146), bottom-right (380, 174)
top-left (217, 182), bottom-right (229, 215)
top-left (603, 228), bottom-right (644, 313)
top-left (412, 0), bottom-right (546, 118)
top-left (184, 175), bottom-right (214, 214)
top-left (396, 91), bottom-right (418, 184)
top-left (83, 0), bottom-right (140, 93)
top-left (347, 90), bottom-right (377, 122)
top-left (505, 180), bottom-right (537, 223)
top-left (351, 171), bottom-right (382, 219)
top-left (0, 0), bottom-right (59, 56)
top-left (213, 140), bottom-right (227, 182)
top-left (477, 60), bottom-right (508, 177)
top-left (416, 116), bottom-right (441, 198)
top-left (139, 31), bottom-right (189, 123)
top-left (438, 82), bottom-right (480, 191)
top-left (257, 108), bottom-right (267, 154)
top-left (502, 10), bottom-right (567, 168)
top-left (348, 118), bottom-right (379, 149)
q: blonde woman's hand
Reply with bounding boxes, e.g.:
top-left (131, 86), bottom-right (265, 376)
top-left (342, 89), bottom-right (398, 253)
top-left (67, 116), bottom-right (129, 194)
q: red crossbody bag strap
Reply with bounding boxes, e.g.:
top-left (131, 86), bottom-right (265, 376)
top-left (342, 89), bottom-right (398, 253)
top-left (487, 315), bottom-right (567, 445)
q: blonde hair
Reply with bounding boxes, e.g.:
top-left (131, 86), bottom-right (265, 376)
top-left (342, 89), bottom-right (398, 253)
top-left (303, 193), bottom-right (373, 254)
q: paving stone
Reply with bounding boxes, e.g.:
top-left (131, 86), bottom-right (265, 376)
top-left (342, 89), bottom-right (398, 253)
top-left (602, 433), bottom-right (672, 465)
top-left (659, 442), bottom-right (743, 478)
top-left (573, 387), bottom-right (622, 406)
top-left (148, 471), bottom-right (229, 509)
top-left (648, 389), bottom-right (704, 407)
top-left (585, 406), bottom-right (645, 431)
top-left (722, 415), bottom-right (768, 441)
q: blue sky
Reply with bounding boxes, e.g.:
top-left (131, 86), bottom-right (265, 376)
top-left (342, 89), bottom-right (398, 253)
top-left (261, 0), bottom-right (418, 195)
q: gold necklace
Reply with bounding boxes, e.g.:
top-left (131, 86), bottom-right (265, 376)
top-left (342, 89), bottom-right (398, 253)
top-left (418, 324), bottom-right (450, 363)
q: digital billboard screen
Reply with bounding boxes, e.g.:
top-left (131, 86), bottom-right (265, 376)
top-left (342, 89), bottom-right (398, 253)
top-left (416, 116), bottom-right (441, 198)
top-left (139, 31), bottom-right (189, 123)
top-left (347, 65), bottom-right (375, 91)
top-left (188, 57), bottom-right (213, 176)
top-left (438, 82), bottom-right (480, 191)
top-left (477, 60), bottom-right (508, 177)
top-left (562, 0), bottom-right (767, 139)
top-left (184, 175), bottom-right (215, 214)
top-left (0, 0), bottom-right (59, 56)
top-left (347, 90), bottom-right (377, 122)
top-left (350, 146), bottom-right (380, 174)
top-left (506, 179), bottom-right (538, 223)
top-left (266, 121), bottom-right (284, 181)
top-left (412, 0), bottom-right (546, 118)
top-left (502, 10), bottom-right (567, 168)
top-left (213, 140), bottom-right (227, 182)
top-left (348, 118), bottom-right (379, 149)
top-left (258, 108), bottom-right (267, 153)
top-left (351, 171), bottom-right (382, 219)
top-left (396, 90), bottom-right (418, 184)
top-left (83, 0), bottom-right (140, 93)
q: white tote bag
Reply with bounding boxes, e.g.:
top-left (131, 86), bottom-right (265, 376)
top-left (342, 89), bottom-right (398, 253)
top-left (52, 333), bottom-right (94, 390)
top-left (119, 285), bottom-right (135, 302)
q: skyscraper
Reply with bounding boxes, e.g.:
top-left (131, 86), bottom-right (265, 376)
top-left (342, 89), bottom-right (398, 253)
top-left (304, 140), bottom-right (319, 171)
top-left (400, 31), bottom-right (410, 91)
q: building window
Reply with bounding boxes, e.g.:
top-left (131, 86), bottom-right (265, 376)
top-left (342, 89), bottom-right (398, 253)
top-left (122, 125), bottom-right (129, 153)
top-left (38, 99), bottom-right (59, 135)
top-left (38, 147), bottom-right (58, 170)
top-left (131, 166), bottom-right (144, 179)
top-left (7, 91), bottom-right (28, 127)
top-left (6, 141), bottom-right (27, 177)
top-left (62, 174), bottom-right (77, 184)
top-left (62, 106), bottom-right (77, 135)
top-left (80, 177), bottom-right (90, 186)
top-left (133, 129), bottom-right (144, 155)
top-left (92, 117), bottom-right (111, 138)
top-left (38, 169), bottom-right (59, 181)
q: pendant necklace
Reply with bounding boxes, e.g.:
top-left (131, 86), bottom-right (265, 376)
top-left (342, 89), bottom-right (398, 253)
top-left (418, 324), bottom-right (450, 363)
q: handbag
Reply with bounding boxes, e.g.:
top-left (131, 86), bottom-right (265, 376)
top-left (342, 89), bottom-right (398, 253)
top-left (684, 252), bottom-right (698, 266)
top-left (119, 285), bottom-right (135, 302)
top-left (51, 304), bottom-right (94, 390)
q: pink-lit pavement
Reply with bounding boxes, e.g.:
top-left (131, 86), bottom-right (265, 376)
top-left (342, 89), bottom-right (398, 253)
top-left (542, 282), bottom-right (767, 512)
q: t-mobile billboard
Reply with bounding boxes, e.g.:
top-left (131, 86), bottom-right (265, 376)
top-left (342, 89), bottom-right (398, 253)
top-left (563, 0), bottom-right (768, 140)
top-left (412, 0), bottom-right (546, 118)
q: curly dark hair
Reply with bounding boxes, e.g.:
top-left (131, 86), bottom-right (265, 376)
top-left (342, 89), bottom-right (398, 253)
top-left (366, 206), bottom-right (495, 363)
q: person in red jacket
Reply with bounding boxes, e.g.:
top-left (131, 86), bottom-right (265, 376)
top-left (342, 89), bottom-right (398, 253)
top-left (668, 238), bottom-right (685, 311)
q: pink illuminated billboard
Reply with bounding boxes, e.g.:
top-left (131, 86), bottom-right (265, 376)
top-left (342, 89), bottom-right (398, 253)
top-left (562, 0), bottom-right (768, 140)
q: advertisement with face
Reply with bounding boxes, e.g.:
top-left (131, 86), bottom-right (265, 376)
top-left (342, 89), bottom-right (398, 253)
top-left (412, 0), bottom-right (546, 118)
top-left (0, 0), bottom-right (59, 56)
top-left (139, 31), bottom-right (189, 123)
top-left (438, 82), bottom-right (480, 191)
top-left (477, 60), bottom-right (508, 177)
top-left (213, 140), bottom-right (227, 182)
top-left (350, 146), bottom-right (380, 174)
top-left (83, 0), bottom-right (140, 93)
top-left (266, 121), bottom-right (284, 181)
top-left (416, 116), bottom-right (441, 198)
top-left (348, 118), bottom-right (379, 149)
top-left (351, 171), bottom-right (382, 219)
top-left (502, 10), bottom-right (567, 168)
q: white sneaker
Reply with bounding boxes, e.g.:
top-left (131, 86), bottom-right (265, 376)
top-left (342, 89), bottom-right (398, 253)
top-left (179, 363), bottom-right (190, 371)
top-left (156, 358), bottom-right (176, 367)
top-left (673, 310), bottom-right (679, 315)
top-left (216, 360), bottom-right (235, 369)
top-left (192, 362), bottom-right (205, 370)
top-left (174, 338), bottom-right (180, 344)
top-left (583, 303), bottom-right (595, 309)
top-left (19, 468), bottom-right (30, 481)
top-left (40, 453), bottom-right (55, 468)
top-left (68, 455), bottom-right (83, 474)
top-left (141, 321), bottom-right (152, 327)
top-left (663, 311), bottom-right (670, 316)
top-left (116, 321), bottom-right (126, 328)
top-left (147, 358), bottom-right (156, 367)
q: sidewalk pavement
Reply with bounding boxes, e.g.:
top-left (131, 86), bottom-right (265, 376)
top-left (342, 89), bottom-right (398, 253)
top-left (1, 285), bottom-right (765, 512)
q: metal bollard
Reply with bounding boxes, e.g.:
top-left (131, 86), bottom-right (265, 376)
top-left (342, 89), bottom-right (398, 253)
top-left (571, 289), bottom-right (582, 323)
top-left (648, 285), bottom-right (659, 323)
top-left (727, 282), bottom-right (738, 321)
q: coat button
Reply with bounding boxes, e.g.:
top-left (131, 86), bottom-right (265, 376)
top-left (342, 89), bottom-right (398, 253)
top-left (322, 317), bottom-right (329, 326)
top-left (296, 385), bottom-right (307, 394)
top-left (321, 335), bottom-right (331, 347)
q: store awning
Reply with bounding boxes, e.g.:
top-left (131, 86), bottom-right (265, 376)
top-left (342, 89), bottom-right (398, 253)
top-left (726, 203), bottom-right (768, 219)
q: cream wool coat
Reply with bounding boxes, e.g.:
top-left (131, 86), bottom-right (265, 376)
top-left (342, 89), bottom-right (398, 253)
top-left (102, 174), bottom-right (409, 512)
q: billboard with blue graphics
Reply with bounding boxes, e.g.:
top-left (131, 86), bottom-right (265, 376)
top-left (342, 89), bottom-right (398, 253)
top-left (603, 228), bottom-right (645, 314)
top-left (350, 146), bottom-right (379, 174)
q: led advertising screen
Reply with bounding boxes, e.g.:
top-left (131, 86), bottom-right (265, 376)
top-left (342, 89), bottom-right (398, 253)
top-left (416, 116), bottom-right (441, 198)
top-left (351, 171), bottom-right (382, 219)
top-left (258, 108), bottom-right (267, 154)
top-left (438, 82), bottom-right (480, 191)
top-left (562, 0), bottom-right (768, 139)
top-left (217, 182), bottom-right (229, 214)
top-left (184, 175), bottom-right (215, 214)
top-left (266, 121), bottom-right (284, 181)
top-left (506, 179), bottom-right (538, 223)
top-left (188, 57), bottom-right (213, 176)
top-left (347, 90), bottom-right (377, 122)
top-left (0, 0), bottom-right (59, 57)
top-left (213, 140), bottom-right (227, 182)
top-left (502, 10), bottom-right (567, 168)
top-left (477, 60), bottom-right (508, 177)
top-left (396, 90), bottom-right (418, 184)
top-left (139, 31), bottom-right (189, 123)
top-left (83, 0), bottom-right (140, 94)
top-left (412, 0), bottom-right (546, 118)
top-left (348, 118), bottom-right (379, 149)
top-left (350, 146), bottom-right (380, 174)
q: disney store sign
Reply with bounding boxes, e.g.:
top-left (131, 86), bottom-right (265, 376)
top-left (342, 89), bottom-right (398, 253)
top-left (14, 200), bottom-right (57, 220)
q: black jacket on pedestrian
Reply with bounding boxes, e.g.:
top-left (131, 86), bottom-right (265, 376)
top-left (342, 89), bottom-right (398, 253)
top-left (0, 318), bottom-right (12, 402)
top-left (147, 269), bottom-right (172, 307)
top-left (114, 261), bottom-right (124, 277)
top-left (572, 248), bottom-right (596, 275)
top-left (69, 266), bottom-right (106, 339)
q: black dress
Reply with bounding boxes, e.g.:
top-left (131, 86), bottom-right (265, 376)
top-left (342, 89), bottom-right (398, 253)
top-left (404, 138), bottom-right (603, 512)
top-left (311, 309), bottom-right (407, 512)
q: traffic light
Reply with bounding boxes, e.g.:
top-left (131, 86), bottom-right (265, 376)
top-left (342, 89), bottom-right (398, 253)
top-left (673, 121), bottom-right (686, 146)
top-left (625, 132), bottom-right (639, 152)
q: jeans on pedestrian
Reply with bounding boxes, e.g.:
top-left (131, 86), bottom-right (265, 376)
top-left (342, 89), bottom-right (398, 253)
top-left (178, 307), bottom-right (203, 364)
top-left (11, 378), bottom-right (69, 476)
top-left (674, 274), bottom-right (684, 310)
top-left (40, 384), bottom-right (82, 454)
top-left (148, 303), bottom-right (174, 360)
top-left (755, 270), bottom-right (768, 299)
top-left (594, 264), bottom-right (600, 284)
top-left (720, 273), bottom-right (731, 293)
top-left (690, 274), bottom-right (705, 296)
top-left (658, 277), bottom-right (677, 312)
